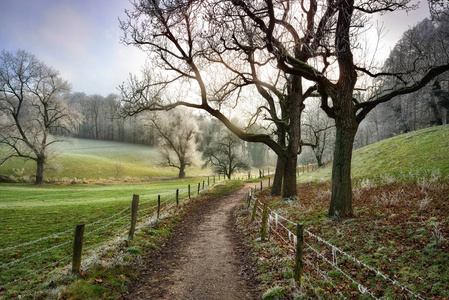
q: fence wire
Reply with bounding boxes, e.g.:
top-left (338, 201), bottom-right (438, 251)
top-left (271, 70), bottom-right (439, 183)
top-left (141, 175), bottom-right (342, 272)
top-left (1, 178), bottom-right (219, 294)
top-left (248, 193), bottom-right (425, 300)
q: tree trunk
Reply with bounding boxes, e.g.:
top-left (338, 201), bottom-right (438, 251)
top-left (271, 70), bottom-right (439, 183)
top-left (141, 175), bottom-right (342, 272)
top-left (313, 148), bottom-right (323, 167)
top-left (35, 155), bottom-right (45, 185)
top-left (270, 155), bottom-right (283, 196)
top-left (327, 123), bottom-right (357, 217)
top-left (179, 162), bottom-right (186, 178)
top-left (280, 75), bottom-right (303, 200)
top-left (282, 152), bottom-right (298, 199)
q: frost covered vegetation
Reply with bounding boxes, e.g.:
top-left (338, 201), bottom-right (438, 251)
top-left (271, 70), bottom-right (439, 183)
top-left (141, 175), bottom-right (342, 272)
top-left (236, 126), bottom-right (449, 299)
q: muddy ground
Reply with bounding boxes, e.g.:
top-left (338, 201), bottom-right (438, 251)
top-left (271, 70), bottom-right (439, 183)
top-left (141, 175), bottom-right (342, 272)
top-left (120, 184), bottom-right (258, 300)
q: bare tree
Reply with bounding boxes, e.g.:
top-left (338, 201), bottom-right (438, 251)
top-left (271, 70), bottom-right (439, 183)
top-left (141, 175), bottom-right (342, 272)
top-left (370, 15), bottom-right (449, 136)
top-left (119, 0), bottom-right (321, 199)
top-left (119, 0), bottom-right (449, 214)
top-left (0, 49), bottom-right (81, 184)
top-left (202, 130), bottom-right (250, 179)
top-left (226, 0), bottom-right (449, 217)
top-left (147, 109), bottom-right (199, 178)
top-left (302, 99), bottom-right (335, 167)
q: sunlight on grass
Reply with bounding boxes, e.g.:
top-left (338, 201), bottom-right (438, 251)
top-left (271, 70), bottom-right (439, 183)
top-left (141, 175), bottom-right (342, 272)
top-left (0, 138), bottom-right (211, 180)
top-left (298, 125), bottom-right (449, 183)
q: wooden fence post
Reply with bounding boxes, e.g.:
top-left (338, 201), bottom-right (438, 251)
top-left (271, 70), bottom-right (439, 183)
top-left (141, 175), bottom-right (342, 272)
top-left (157, 195), bottom-right (161, 219)
top-left (176, 189), bottom-right (179, 207)
top-left (260, 181), bottom-right (263, 191)
top-left (128, 194), bottom-right (139, 240)
top-left (261, 203), bottom-right (268, 241)
top-left (294, 223), bottom-right (304, 287)
top-left (188, 184), bottom-right (191, 199)
top-left (268, 177), bottom-right (271, 187)
top-left (202, 180), bottom-right (205, 190)
top-left (198, 182), bottom-right (200, 194)
top-left (251, 198), bottom-right (259, 222)
top-left (72, 224), bottom-right (85, 275)
top-left (247, 191), bottom-right (252, 209)
top-left (208, 176), bottom-right (210, 186)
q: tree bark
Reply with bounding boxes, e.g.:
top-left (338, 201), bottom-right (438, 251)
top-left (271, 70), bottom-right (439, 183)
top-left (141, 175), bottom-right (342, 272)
top-left (280, 75), bottom-right (304, 199)
top-left (270, 155), bottom-right (283, 196)
top-left (179, 164), bottom-right (186, 178)
top-left (327, 122), bottom-right (357, 217)
top-left (35, 155), bottom-right (45, 185)
top-left (282, 152), bottom-right (298, 199)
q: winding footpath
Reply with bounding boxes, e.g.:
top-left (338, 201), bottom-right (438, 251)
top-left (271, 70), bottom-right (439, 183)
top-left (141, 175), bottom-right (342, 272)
top-left (121, 184), bottom-right (256, 299)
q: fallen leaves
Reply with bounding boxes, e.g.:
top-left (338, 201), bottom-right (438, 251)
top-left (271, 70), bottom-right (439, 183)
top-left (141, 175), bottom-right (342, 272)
top-left (242, 180), bottom-right (449, 299)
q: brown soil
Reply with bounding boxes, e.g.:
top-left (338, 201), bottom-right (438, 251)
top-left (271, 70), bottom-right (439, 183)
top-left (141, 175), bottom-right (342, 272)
top-left (120, 184), bottom-right (258, 300)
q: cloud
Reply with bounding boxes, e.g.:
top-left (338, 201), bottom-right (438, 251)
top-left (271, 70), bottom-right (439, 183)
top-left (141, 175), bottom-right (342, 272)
top-left (38, 4), bottom-right (93, 59)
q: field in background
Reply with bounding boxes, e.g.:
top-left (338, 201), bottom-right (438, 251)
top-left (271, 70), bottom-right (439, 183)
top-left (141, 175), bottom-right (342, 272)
top-left (299, 124), bottom-right (449, 183)
top-left (0, 138), bottom-right (211, 180)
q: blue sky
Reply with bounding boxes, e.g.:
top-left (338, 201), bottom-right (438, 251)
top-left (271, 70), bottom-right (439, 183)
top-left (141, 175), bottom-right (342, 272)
top-left (0, 0), bottom-right (146, 97)
top-left (0, 0), bottom-right (430, 97)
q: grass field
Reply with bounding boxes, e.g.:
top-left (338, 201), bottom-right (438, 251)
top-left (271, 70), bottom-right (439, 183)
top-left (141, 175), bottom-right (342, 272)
top-left (0, 176), bottom-right (214, 298)
top-left (0, 138), bottom-right (210, 180)
top-left (299, 124), bottom-right (449, 183)
top-left (1, 125), bottom-right (448, 298)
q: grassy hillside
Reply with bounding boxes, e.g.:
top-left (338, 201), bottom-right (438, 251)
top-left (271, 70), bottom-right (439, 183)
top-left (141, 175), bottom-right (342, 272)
top-left (0, 138), bottom-right (209, 180)
top-left (300, 124), bottom-right (449, 183)
top-left (243, 125), bottom-right (449, 299)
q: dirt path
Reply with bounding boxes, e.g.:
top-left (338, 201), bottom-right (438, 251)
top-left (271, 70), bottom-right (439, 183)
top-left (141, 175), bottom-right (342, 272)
top-left (121, 184), bottom-right (257, 300)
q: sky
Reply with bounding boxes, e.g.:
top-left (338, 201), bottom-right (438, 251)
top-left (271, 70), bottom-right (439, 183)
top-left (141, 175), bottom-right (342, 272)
top-left (0, 0), bottom-right (430, 97)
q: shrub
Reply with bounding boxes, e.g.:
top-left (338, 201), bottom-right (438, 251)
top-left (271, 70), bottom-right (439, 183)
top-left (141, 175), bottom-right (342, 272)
top-left (262, 286), bottom-right (288, 300)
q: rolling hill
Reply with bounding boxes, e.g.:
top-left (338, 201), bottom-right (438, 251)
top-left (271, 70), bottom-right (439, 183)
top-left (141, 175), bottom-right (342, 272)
top-left (300, 124), bottom-right (449, 183)
top-left (0, 138), bottom-right (208, 180)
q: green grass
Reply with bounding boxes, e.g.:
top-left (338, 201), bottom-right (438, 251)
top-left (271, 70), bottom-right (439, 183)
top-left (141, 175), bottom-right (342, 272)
top-left (0, 177), bottom-right (214, 298)
top-left (299, 124), bottom-right (449, 183)
top-left (241, 125), bottom-right (449, 299)
top-left (57, 179), bottom-right (243, 300)
top-left (0, 138), bottom-right (210, 180)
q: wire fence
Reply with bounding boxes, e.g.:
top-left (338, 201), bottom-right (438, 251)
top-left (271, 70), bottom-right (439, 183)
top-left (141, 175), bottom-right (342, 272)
top-left (246, 189), bottom-right (425, 299)
top-left (0, 176), bottom-right (220, 296)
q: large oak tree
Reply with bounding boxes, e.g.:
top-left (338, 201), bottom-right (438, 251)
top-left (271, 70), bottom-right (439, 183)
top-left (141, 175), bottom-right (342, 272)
top-left (226, 0), bottom-right (449, 217)
top-left (120, 0), bottom-right (449, 215)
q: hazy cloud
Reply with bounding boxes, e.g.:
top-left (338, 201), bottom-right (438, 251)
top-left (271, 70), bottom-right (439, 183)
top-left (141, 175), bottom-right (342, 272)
top-left (38, 4), bottom-right (93, 59)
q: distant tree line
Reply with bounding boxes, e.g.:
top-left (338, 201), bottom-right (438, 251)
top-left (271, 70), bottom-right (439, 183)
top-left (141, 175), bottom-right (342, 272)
top-left (66, 92), bottom-right (157, 145)
top-left (64, 93), bottom-right (271, 170)
top-left (355, 15), bottom-right (449, 148)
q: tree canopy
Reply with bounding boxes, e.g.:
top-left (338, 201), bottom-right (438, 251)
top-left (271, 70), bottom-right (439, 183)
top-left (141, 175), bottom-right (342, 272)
top-left (119, 0), bottom-right (449, 216)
